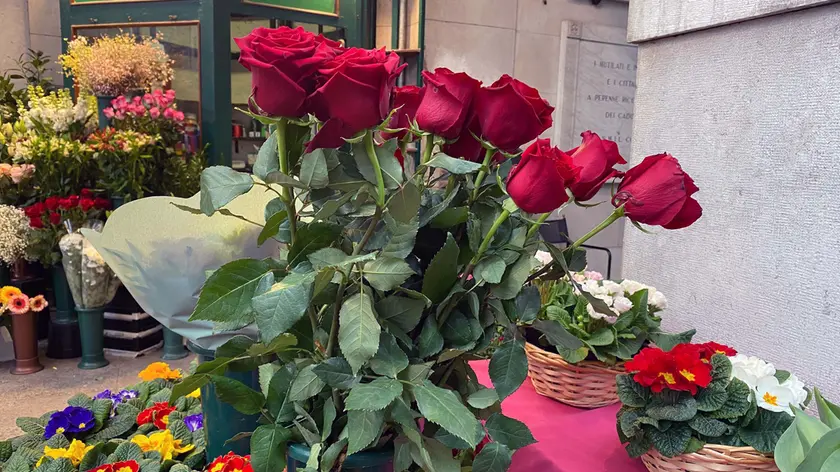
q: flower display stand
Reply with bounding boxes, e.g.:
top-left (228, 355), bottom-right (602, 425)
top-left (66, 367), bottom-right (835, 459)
top-left (641, 445), bottom-right (779, 472)
top-left (76, 306), bottom-right (109, 369)
top-left (46, 266), bottom-right (81, 359)
top-left (286, 443), bottom-right (392, 471)
top-left (188, 341), bottom-right (260, 460)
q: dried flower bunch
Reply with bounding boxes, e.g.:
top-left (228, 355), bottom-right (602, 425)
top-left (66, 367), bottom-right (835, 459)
top-left (0, 204), bottom-right (30, 265)
top-left (59, 33), bottom-right (174, 97)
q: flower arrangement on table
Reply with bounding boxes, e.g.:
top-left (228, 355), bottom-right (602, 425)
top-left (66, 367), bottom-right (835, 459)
top-left (0, 362), bottom-right (206, 472)
top-left (156, 24), bottom-right (703, 472)
top-left (522, 267), bottom-right (694, 408)
top-left (617, 342), bottom-right (807, 472)
top-left (58, 33), bottom-right (174, 98)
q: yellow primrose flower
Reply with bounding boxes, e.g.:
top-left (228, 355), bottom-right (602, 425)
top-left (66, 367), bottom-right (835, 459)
top-left (138, 361), bottom-right (182, 381)
top-left (186, 389), bottom-right (201, 399)
top-left (0, 286), bottom-right (22, 304)
top-left (36, 439), bottom-right (93, 467)
top-left (131, 430), bottom-right (194, 461)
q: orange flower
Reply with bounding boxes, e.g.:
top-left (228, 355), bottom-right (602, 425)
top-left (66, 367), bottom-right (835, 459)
top-left (138, 362), bottom-right (182, 381)
top-left (8, 294), bottom-right (30, 315)
top-left (0, 286), bottom-right (21, 304)
top-left (29, 295), bottom-right (48, 313)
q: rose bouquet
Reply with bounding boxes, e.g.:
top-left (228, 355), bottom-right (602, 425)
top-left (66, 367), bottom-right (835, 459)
top-left (0, 362), bottom-right (206, 472)
top-left (58, 33), bottom-right (174, 97)
top-left (617, 342), bottom-right (807, 471)
top-left (24, 191), bottom-right (109, 267)
top-left (58, 232), bottom-right (120, 309)
top-left (157, 24), bottom-right (704, 472)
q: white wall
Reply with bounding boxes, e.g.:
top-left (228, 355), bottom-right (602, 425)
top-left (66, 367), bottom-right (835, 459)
top-left (625, 2), bottom-right (840, 391)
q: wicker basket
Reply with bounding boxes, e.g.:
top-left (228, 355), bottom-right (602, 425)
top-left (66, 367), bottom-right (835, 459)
top-left (641, 445), bottom-right (779, 472)
top-left (525, 342), bottom-right (625, 408)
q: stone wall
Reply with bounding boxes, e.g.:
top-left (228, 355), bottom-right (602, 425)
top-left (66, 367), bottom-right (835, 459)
top-left (0, 0), bottom-right (63, 86)
top-left (625, 2), bottom-right (840, 391)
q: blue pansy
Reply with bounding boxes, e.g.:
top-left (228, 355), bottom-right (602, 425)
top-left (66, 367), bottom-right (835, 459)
top-left (184, 413), bottom-right (203, 432)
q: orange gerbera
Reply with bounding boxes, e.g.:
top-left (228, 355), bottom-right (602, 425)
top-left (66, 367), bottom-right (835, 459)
top-left (29, 295), bottom-right (48, 313)
top-left (8, 294), bottom-right (30, 315)
top-left (138, 361), bottom-right (182, 381)
top-left (0, 286), bottom-right (21, 304)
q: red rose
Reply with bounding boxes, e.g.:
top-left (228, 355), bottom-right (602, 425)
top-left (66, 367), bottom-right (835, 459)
top-left (506, 139), bottom-right (580, 214)
top-left (58, 198), bottom-right (72, 210)
top-left (473, 75), bottom-right (554, 151)
top-left (235, 26), bottom-right (342, 118)
top-left (567, 131), bottom-right (626, 201)
top-left (45, 196), bottom-right (60, 211)
top-left (394, 147), bottom-right (405, 167)
top-left (415, 68), bottom-right (481, 139)
top-left (49, 212), bottom-right (61, 225)
top-left (80, 197), bottom-right (95, 212)
top-left (80, 188), bottom-right (93, 197)
top-left (697, 342), bottom-right (737, 361)
top-left (136, 402), bottom-right (176, 430)
top-left (94, 198), bottom-right (110, 210)
top-left (68, 195), bottom-right (80, 207)
top-left (612, 154), bottom-right (702, 229)
top-left (383, 85), bottom-right (424, 140)
top-left (24, 202), bottom-right (45, 218)
top-left (441, 116), bottom-right (483, 162)
top-left (306, 48), bottom-right (407, 151)
top-left (29, 217), bottom-right (43, 229)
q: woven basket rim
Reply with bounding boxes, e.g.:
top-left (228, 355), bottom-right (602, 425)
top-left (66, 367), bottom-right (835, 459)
top-left (642, 443), bottom-right (777, 463)
top-left (525, 341), bottom-right (626, 373)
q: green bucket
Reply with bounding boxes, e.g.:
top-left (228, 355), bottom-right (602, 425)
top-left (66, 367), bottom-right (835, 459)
top-left (286, 443), bottom-right (393, 471)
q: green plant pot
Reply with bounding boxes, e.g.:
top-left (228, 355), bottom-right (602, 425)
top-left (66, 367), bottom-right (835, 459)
top-left (96, 95), bottom-right (115, 130)
top-left (187, 340), bottom-right (260, 461)
top-left (46, 265), bottom-right (81, 359)
top-left (287, 443), bottom-right (393, 471)
top-left (161, 327), bottom-right (189, 360)
top-left (109, 196), bottom-right (125, 210)
top-left (76, 306), bottom-right (109, 369)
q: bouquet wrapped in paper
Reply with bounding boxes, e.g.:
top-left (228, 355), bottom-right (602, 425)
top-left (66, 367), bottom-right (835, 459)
top-left (59, 226), bottom-right (121, 309)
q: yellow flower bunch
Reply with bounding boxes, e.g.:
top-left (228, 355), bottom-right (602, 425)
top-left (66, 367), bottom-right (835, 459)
top-left (138, 361), bottom-right (182, 381)
top-left (0, 286), bottom-right (21, 304)
top-left (59, 33), bottom-right (174, 97)
top-left (36, 439), bottom-right (93, 467)
top-left (130, 430), bottom-right (194, 461)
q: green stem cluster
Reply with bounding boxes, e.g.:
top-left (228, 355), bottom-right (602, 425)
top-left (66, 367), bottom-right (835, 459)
top-left (275, 119), bottom-right (297, 245)
top-left (469, 147), bottom-right (496, 202)
top-left (363, 133), bottom-right (387, 207)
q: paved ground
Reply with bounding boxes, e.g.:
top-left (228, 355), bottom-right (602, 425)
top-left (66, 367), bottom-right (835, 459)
top-left (0, 351), bottom-right (195, 440)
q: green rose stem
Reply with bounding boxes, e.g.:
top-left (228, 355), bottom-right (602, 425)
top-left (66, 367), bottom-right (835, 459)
top-left (526, 212), bottom-right (552, 239)
top-left (363, 132), bottom-right (387, 207)
top-left (469, 147), bottom-right (496, 202)
top-left (566, 206), bottom-right (625, 251)
top-left (416, 134), bottom-right (435, 187)
top-left (275, 118), bottom-right (297, 244)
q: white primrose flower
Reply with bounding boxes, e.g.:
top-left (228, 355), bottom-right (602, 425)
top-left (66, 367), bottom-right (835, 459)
top-left (613, 296), bottom-right (634, 313)
top-left (584, 270), bottom-right (603, 281)
top-left (649, 290), bottom-right (668, 310)
top-left (586, 303), bottom-right (616, 322)
top-left (620, 279), bottom-right (647, 295)
top-left (602, 280), bottom-right (624, 296)
top-left (781, 373), bottom-right (809, 407)
top-left (755, 376), bottom-right (802, 415)
top-left (730, 354), bottom-right (777, 390)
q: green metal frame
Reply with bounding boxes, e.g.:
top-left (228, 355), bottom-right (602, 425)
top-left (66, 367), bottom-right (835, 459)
top-left (60, 0), bottom-right (371, 167)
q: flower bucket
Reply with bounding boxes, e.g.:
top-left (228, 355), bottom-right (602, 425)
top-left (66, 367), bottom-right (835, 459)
top-left (46, 265), bottom-right (81, 359)
top-left (76, 306), bottom-right (109, 369)
top-left (641, 444), bottom-right (779, 472)
top-left (161, 327), bottom-right (189, 360)
top-left (10, 310), bottom-right (43, 374)
top-left (188, 340), bottom-right (260, 460)
top-left (525, 342), bottom-right (624, 408)
top-left (286, 443), bottom-right (393, 471)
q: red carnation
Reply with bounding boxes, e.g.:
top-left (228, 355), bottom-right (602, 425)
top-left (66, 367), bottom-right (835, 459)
top-left (45, 196), bottom-right (60, 211)
top-left (136, 402), bottom-right (176, 430)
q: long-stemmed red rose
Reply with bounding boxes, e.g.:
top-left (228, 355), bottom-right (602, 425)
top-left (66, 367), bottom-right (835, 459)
top-left (382, 85), bottom-right (424, 141)
top-left (415, 68), bottom-right (482, 141)
top-left (567, 131), bottom-right (626, 201)
top-left (506, 139), bottom-right (580, 214)
top-left (473, 75), bottom-right (554, 152)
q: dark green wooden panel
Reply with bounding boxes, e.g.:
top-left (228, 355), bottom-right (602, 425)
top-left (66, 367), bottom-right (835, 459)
top-left (242, 0), bottom-right (337, 14)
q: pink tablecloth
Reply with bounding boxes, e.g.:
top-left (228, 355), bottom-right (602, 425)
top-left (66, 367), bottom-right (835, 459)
top-left (471, 360), bottom-right (647, 472)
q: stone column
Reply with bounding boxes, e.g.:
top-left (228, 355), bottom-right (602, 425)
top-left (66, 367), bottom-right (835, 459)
top-left (0, 0), bottom-right (30, 83)
top-left (623, 1), bottom-right (840, 392)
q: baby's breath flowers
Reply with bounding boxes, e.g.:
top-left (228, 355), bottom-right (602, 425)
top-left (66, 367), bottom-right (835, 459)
top-left (59, 33), bottom-right (174, 97)
top-left (0, 204), bottom-right (30, 265)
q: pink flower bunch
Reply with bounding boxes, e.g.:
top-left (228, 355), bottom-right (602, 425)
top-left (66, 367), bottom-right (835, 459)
top-left (0, 163), bottom-right (36, 184)
top-left (103, 89), bottom-right (184, 122)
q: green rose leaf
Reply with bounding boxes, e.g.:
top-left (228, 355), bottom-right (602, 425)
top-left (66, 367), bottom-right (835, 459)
top-left (363, 257), bottom-right (415, 292)
top-left (475, 255), bottom-right (506, 284)
top-left (353, 140), bottom-right (403, 190)
top-left (431, 207), bottom-right (469, 229)
top-left (345, 378), bottom-right (404, 411)
top-left (426, 153), bottom-right (483, 174)
top-left (252, 275), bottom-right (313, 343)
top-left (381, 215), bottom-right (418, 260)
top-left (421, 234), bottom-right (459, 303)
top-left (472, 443), bottom-right (513, 472)
top-left (266, 362), bottom-right (298, 422)
top-left (370, 332), bottom-right (409, 378)
top-left (413, 380), bottom-right (483, 448)
top-left (346, 409), bottom-right (385, 455)
top-left (417, 315), bottom-right (444, 358)
top-left (252, 132), bottom-right (278, 180)
top-left (288, 364), bottom-right (327, 402)
top-left (189, 259), bottom-right (273, 326)
top-left (299, 149), bottom-right (330, 189)
top-left (288, 222), bottom-right (342, 267)
top-left (485, 413), bottom-right (537, 450)
top-left (338, 292), bottom-right (382, 374)
top-left (512, 286), bottom-right (541, 323)
top-left (489, 340), bottom-right (528, 401)
top-left (375, 296), bottom-right (425, 333)
top-left (250, 424), bottom-right (291, 472)
top-left (491, 249), bottom-right (535, 300)
top-left (209, 375), bottom-right (266, 415)
top-left (258, 210), bottom-right (288, 246)
top-left (199, 166), bottom-right (254, 216)
top-left (467, 388), bottom-right (500, 409)
top-left (388, 182), bottom-right (421, 224)
top-left (320, 439), bottom-right (347, 472)
top-left (312, 357), bottom-right (360, 390)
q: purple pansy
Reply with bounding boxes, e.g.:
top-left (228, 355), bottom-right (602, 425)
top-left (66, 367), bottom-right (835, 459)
top-left (94, 389), bottom-right (114, 401)
top-left (184, 413), bottom-right (203, 432)
top-left (44, 412), bottom-right (71, 439)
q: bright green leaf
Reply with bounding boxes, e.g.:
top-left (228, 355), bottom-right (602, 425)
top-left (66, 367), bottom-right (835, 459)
top-left (300, 149), bottom-right (329, 189)
top-left (190, 259), bottom-right (273, 327)
top-left (338, 292), bottom-right (382, 374)
top-left (252, 276), bottom-right (313, 342)
top-left (288, 364), bottom-right (327, 401)
top-left (209, 375), bottom-right (265, 415)
top-left (250, 425), bottom-right (290, 472)
top-left (413, 380), bottom-right (483, 448)
top-left (489, 340), bottom-right (528, 401)
top-left (485, 413), bottom-right (537, 450)
top-left (426, 153), bottom-right (483, 174)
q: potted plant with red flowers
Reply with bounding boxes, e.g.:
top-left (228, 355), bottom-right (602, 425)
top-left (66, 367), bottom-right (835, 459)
top-left (617, 342), bottom-right (806, 472)
top-left (1, 285), bottom-right (48, 374)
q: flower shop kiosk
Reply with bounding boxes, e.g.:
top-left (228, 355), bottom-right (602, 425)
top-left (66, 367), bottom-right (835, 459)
top-left (59, 0), bottom-right (372, 168)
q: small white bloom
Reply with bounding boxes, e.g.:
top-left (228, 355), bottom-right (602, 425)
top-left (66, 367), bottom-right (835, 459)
top-left (581, 279), bottom-right (601, 295)
top-left (781, 374), bottom-right (808, 407)
top-left (620, 279), bottom-right (646, 295)
top-left (650, 291), bottom-right (668, 310)
top-left (755, 376), bottom-right (797, 415)
top-left (597, 294), bottom-right (614, 307)
top-left (730, 354), bottom-right (776, 390)
top-left (613, 296), bottom-right (634, 313)
top-left (587, 303), bottom-right (607, 320)
top-left (584, 271), bottom-right (603, 281)
top-left (533, 250), bottom-right (553, 268)
top-left (602, 280), bottom-right (624, 296)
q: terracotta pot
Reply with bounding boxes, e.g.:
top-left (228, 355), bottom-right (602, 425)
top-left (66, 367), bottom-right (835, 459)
top-left (10, 311), bottom-right (44, 375)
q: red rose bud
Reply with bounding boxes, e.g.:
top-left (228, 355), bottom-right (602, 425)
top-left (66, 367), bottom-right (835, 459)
top-left (58, 198), bottom-right (72, 210)
top-left (80, 197), bottom-right (95, 212)
top-left (48, 212), bottom-right (61, 225)
top-left (94, 198), bottom-right (110, 210)
top-left (474, 75), bottom-right (554, 152)
top-left (24, 202), bottom-right (45, 218)
top-left (80, 188), bottom-right (93, 197)
top-left (68, 195), bottom-right (80, 208)
top-left (612, 153), bottom-right (702, 229)
top-left (415, 68), bottom-right (481, 139)
top-left (235, 26), bottom-right (342, 118)
top-left (567, 131), bottom-right (626, 201)
top-left (306, 48), bottom-right (407, 151)
top-left (29, 217), bottom-right (43, 229)
top-left (383, 85), bottom-right (424, 141)
top-left (506, 139), bottom-right (580, 214)
top-left (45, 196), bottom-right (60, 211)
